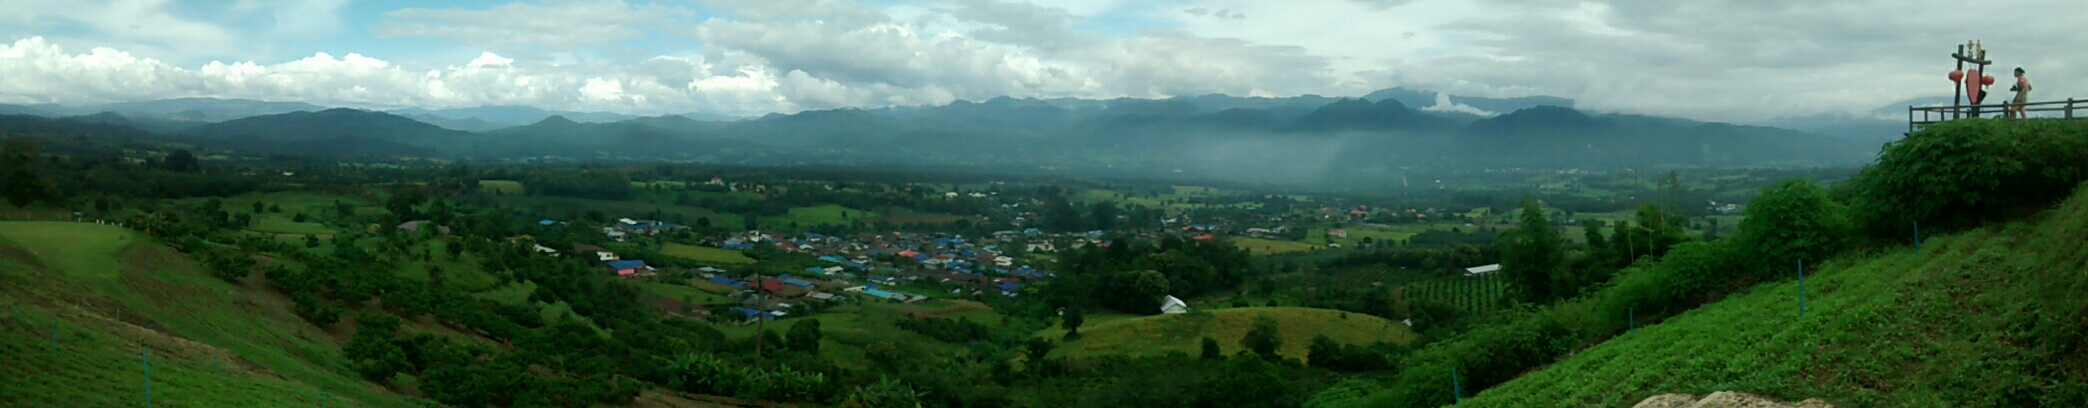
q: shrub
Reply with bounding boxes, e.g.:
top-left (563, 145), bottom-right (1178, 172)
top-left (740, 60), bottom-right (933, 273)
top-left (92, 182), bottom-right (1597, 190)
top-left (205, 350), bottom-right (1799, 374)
top-left (1848, 119), bottom-right (2088, 238)
top-left (1735, 178), bottom-right (1849, 270)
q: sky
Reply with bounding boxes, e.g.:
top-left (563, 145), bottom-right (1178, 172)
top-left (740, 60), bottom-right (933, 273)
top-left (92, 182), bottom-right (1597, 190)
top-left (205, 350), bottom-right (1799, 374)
top-left (1, 0), bottom-right (2081, 122)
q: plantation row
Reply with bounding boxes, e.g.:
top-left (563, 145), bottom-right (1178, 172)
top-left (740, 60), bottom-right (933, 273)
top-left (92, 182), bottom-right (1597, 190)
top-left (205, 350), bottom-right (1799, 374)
top-left (1405, 273), bottom-right (1510, 314)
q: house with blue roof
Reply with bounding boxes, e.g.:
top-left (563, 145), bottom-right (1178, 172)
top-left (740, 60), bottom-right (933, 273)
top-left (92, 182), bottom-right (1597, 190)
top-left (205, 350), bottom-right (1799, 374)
top-left (818, 256), bottom-right (847, 263)
top-left (805, 232), bottom-right (824, 239)
top-left (782, 278), bottom-right (814, 288)
top-left (539, 219), bottom-right (558, 226)
top-left (728, 307), bottom-right (779, 320)
top-left (708, 276), bottom-right (746, 287)
top-left (607, 260), bottom-right (647, 276)
top-left (998, 282), bottom-right (1019, 292)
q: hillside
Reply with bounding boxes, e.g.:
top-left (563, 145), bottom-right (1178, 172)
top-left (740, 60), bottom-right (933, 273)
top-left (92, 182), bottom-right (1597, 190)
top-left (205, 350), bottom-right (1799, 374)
top-left (0, 222), bottom-right (410, 407)
top-left (1459, 184), bottom-right (2088, 407)
top-left (1043, 307), bottom-right (1415, 362)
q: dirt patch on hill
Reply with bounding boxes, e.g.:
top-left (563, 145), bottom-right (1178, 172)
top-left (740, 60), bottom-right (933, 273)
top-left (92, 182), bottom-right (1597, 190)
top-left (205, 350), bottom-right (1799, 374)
top-left (0, 243), bottom-right (45, 270)
top-left (1634, 392), bottom-right (1835, 408)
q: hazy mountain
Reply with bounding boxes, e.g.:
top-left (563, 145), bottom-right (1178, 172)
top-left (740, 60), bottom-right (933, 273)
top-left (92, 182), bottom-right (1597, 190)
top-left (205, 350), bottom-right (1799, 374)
top-left (482, 115), bottom-right (776, 160)
top-left (0, 104), bottom-right (57, 116)
top-left (94, 98), bottom-right (327, 122)
top-left (62, 111), bottom-right (208, 134)
top-left (182, 108), bottom-right (470, 157)
top-left (1364, 87), bottom-right (1576, 114)
top-left (390, 106), bottom-right (645, 128)
top-left (400, 113), bottom-right (504, 132)
top-left (1287, 98), bottom-right (1458, 133)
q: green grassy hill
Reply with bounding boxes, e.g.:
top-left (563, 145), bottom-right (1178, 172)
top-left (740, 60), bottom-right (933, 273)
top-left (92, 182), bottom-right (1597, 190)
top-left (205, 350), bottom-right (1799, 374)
top-left (1459, 188), bottom-right (2088, 407)
top-left (0, 222), bottom-right (411, 407)
top-left (1045, 307), bottom-right (1415, 362)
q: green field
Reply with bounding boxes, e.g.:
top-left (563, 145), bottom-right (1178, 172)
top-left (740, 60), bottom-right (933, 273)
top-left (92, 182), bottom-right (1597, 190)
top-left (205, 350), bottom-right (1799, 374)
top-left (247, 214), bottom-right (338, 235)
top-left (636, 281), bottom-right (733, 305)
top-left (0, 222), bottom-right (408, 407)
top-left (771, 204), bottom-right (874, 227)
top-left (499, 195), bottom-right (743, 228)
top-left (1233, 237), bottom-right (1318, 255)
top-left (1043, 307), bottom-right (1414, 363)
top-left (715, 300), bottom-right (1005, 370)
top-left (662, 243), bottom-right (756, 264)
top-left (477, 180), bottom-right (524, 195)
top-left (1463, 193), bottom-right (2088, 407)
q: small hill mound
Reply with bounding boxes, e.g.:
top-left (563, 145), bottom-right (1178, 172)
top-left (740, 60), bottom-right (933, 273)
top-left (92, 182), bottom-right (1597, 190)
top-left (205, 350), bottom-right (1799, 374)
top-left (1051, 307), bottom-right (1414, 362)
top-left (1463, 184), bottom-right (2088, 407)
top-left (0, 222), bottom-right (412, 407)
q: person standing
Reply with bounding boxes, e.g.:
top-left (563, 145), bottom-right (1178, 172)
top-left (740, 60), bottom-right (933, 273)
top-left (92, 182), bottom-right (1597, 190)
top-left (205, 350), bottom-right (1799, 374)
top-left (2007, 67), bottom-right (2034, 120)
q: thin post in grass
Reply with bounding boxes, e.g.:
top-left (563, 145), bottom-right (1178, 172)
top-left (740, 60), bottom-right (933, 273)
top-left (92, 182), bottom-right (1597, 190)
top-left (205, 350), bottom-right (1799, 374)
top-left (1629, 307), bottom-right (1635, 336)
top-left (143, 347), bottom-right (152, 408)
top-left (49, 320), bottom-right (57, 358)
top-left (1914, 221), bottom-right (1922, 256)
top-left (1797, 259), bottom-right (1806, 318)
top-left (1452, 366), bottom-right (1462, 403)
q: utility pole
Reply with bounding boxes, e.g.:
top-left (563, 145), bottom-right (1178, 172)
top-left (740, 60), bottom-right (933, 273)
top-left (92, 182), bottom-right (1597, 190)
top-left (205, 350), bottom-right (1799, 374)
top-left (753, 270), bottom-right (768, 359)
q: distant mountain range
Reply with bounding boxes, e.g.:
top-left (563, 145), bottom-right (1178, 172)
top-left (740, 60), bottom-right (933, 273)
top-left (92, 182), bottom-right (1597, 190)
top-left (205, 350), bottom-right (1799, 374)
top-left (0, 88), bottom-right (1903, 185)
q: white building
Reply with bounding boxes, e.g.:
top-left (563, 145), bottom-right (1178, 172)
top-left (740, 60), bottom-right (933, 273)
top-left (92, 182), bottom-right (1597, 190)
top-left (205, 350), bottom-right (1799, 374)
top-left (1464, 264), bottom-right (1501, 277)
top-left (1160, 295), bottom-right (1189, 314)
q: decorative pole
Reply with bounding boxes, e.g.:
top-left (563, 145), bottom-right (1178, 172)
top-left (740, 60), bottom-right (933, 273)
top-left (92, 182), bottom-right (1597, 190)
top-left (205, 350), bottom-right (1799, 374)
top-left (143, 348), bottom-right (153, 408)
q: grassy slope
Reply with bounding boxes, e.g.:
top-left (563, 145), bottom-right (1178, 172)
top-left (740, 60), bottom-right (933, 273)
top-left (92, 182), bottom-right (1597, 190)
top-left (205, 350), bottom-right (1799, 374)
top-left (662, 243), bottom-right (756, 265)
top-left (0, 222), bottom-right (408, 407)
top-left (1045, 307), bottom-right (1415, 363)
top-left (715, 299), bottom-right (1005, 371)
top-left (1462, 191), bottom-right (2088, 407)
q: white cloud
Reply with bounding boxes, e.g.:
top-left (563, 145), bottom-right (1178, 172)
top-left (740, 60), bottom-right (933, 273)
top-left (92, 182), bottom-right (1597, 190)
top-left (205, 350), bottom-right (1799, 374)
top-left (374, 0), bottom-right (687, 53)
top-left (12, 0), bottom-right (2085, 123)
top-left (1420, 92), bottom-right (1496, 117)
top-left (0, 37), bottom-right (791, 115)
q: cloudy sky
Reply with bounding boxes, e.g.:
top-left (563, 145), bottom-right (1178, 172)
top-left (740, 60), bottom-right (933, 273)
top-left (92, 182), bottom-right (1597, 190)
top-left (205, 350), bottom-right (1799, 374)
top-left (1, 0), bottom-right (2080, 121)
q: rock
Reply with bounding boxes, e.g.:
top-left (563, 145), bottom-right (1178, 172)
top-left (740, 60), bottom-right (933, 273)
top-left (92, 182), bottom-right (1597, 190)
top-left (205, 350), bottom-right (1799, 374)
top-left (1632, 391), bottom-right (1835, 408)
top-left (1632, 394), bottom-right (1697, 408)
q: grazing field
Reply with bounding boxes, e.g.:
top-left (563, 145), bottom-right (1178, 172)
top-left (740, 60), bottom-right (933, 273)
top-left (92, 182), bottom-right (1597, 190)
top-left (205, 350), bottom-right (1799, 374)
top-left (0, 222), bottom-right (409, 407)
top-left (663, 243), bottom-right (757, 264)
top-left (1233, 237), bottom-right (1318, 255)
top-left (1043, 307), bottom-right (1414, 362)
top-left (1404, 273), bottom-right (1510, 314)
top-left (773, 205), bottom-right (874, 227)
top-left (478, 180), bottom-right (525, 195)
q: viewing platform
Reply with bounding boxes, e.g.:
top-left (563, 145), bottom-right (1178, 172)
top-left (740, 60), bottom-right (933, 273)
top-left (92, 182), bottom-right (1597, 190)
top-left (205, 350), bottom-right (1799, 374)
top-left (1909, 99), bottom-right (2085, 133)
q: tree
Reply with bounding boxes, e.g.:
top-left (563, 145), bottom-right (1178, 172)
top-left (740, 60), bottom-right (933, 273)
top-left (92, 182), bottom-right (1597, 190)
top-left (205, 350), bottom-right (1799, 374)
top-left (1201, 337), bottom-right (1223, 360)
top-left (1307, 335), bottom-right (1344, 370)
top-left (162, 149), bottom-right (199, 172)
top-left (1061, 307), bottom-right (1085, 339)
top-left (787, 319), bottom-right (823, 354)
top-left (1195, 355), bottom-right (1286, 408)
top-left (428, 197), bottom-right (454, 225)
top-left (252, 201), bottom-right (266, 214)
top-left (0, 138), bottom-right (51, 206)
top-left (1240, 314), bottom-right (1283, 359)
top-left (865, 341), bottom-right (905, 373)
top-left (446, 240), bottom-right (465, 260)
top-left (386, 188), bottom-right (427, 223)
top-left (305, 235), bottom-right (321, 248)
top-left (1089, 201), bottom-right (1118, 231)
top-left (1503, 198), bottom-right (1563, 304)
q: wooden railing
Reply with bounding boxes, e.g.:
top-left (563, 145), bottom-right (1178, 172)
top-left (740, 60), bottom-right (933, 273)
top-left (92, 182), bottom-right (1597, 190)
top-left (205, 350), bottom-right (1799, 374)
top-left (1909, 99), bottom-right (2085, 132)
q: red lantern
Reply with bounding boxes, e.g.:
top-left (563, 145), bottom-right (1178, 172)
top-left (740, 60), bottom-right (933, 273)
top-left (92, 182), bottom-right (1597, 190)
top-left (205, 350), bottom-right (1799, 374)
top-left (1982, 75), bottom-right (1995, 86)
top-left (1949, 70), bottom-right (1965, 82)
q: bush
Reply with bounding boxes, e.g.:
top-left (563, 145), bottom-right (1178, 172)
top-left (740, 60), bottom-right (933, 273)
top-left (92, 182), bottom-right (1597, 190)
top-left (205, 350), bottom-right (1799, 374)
top-left (1848, 119), bottom-right (2088, 238)
top-left (1597, 242), bottom-right (1740, 330)
top-left (1735, 178), bottom-right (1848, 271)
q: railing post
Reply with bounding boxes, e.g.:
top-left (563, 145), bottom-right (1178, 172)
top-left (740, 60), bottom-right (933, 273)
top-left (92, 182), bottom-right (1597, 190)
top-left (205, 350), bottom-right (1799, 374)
top-left (2069, 99), bottom-right (2076, 119)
